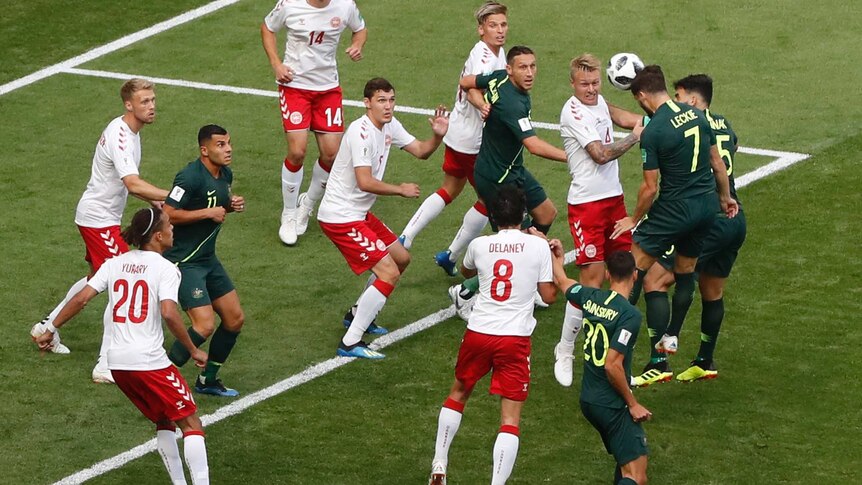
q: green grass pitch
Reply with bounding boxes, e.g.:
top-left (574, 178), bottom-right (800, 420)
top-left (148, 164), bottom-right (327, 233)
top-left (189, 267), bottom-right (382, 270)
top-left (2, 0), bottom-right (861, 483)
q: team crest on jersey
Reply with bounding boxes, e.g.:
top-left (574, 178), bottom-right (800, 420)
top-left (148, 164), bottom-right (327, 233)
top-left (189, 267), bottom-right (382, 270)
top-left (375, 239), bottom-right (386, 251)
top-left (192, 288), bottom-right (204, 299)
top-left (384, 134), bottom-right (392, 146)
top-left (585, 244), bottom-right (597, 258)
top-left (289, 111), bottom-right (303, 125)
top-left (330, 16), bottom-right (341, 28)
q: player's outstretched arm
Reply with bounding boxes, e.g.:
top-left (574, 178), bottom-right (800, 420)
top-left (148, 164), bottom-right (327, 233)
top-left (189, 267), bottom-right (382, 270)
top-left (402, 105), bottom-right (449, 160)
top-left (32, 286), bottom-right (99, 349)
top-left (260, 23), bottom-right (293, 83)
top-left (522, 136), bottom-right (567, 163)
top-left (611, 169), bottom-right (657, 239)
top-left (459, 75), bottom-right (479, 90)
top-left (606, 349), bottom-right (652, 422)
top-left (162, 300), bottom-right (207, 368)
top-left (607, 102), bottom-right (643, 130)
top-left (354, 166), bottom-right (419, 198)
top-left (549, 239), bottom-right (577, 291)
top-left (122, 175), bottom-right (169, 202)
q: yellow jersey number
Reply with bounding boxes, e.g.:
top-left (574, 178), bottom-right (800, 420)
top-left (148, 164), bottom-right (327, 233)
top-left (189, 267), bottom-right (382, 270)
top-left (582, 319), bottom-right (610, 367)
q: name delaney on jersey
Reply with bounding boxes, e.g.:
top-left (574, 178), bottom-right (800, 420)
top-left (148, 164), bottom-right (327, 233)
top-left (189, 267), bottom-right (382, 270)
top-left (488, 242), bottom-right (525, 253)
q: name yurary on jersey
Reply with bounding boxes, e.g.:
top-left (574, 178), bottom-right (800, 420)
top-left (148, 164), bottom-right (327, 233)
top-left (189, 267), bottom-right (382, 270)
top-left (122, 263), bottom-right (148, 275)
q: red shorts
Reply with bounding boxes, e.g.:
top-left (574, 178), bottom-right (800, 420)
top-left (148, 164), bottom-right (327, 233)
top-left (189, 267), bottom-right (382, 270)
top-left (319, 212), bottom-right (398, 274)
top-left (568, 195), bottom-right (632, 266)
top-left (455, 329), bottom-right (532, 402)
top-left (112, 365), bottom-right (197, 424)
top-left (441, 145), bottom-right (478, 186)
top-left (78, 225), bottom-right (129, 272)
top-left (278, 85), bottom-right (344, 133)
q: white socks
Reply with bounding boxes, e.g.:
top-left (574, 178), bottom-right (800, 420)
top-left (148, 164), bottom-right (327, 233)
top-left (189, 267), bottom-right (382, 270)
top-left (183, 433), bottom-right (209, 485)
top-left (46, 277), bottom-right (88, 324)
top-left (491, 431), bottom-right (520, 485)
top-left (448, 206), bottom-right (488, 259)
top-left (402, 192), bottom-right (448, 249)
top-left (433, 406), bottom-right (463, 466)
top-left (305, 160), bottom-right (330, 206)
top-left (157, 429), bottom-right (187, 485)
top-left (281, 163), bottom-right (303, 211)
top-left (343, 285), bottom-right (388, 346)
top-left (560, 303), bottom-right (584, 348)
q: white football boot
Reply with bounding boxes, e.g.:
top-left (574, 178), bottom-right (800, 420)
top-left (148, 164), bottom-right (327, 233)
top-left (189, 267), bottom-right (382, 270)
top-left (279, 208), bottom-right (298, 245)
top-left (448, 284), bottom-right (475, 322)
top-left (295, 193), bottom-right (314, 236)
top-left (553, 342), bottom-right (574, 387)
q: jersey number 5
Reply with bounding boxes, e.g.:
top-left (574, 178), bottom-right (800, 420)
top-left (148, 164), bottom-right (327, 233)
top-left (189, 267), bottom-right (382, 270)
top-left (490, 259), bottom-right (513, 302)
top-left (112, 279), bottom-right (149, 324)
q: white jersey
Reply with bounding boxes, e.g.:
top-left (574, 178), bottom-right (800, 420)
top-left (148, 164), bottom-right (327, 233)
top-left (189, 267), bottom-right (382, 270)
top-left (75, 116), bottom-right (142, 227)
top-left (560, 95), bottom-right (624, 205)
top-left (464, 230), bottom-right (553, 337)
top-left (264, 0), bottom-right (365, 91)
top-left (318, 114), bottom-right (415, 223)
top-left (87, 250), bottom-right (181, 371)
top-left (443, 41), bottom-right (507, 154)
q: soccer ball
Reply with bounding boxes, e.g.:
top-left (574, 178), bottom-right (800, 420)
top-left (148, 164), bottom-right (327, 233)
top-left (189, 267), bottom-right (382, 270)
top-left (606, 53), bottom-right (645, 91)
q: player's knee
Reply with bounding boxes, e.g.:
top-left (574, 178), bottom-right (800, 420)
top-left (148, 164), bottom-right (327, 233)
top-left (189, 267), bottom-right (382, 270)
top-left (318, 152), bottom-right (336, 166)
top-left (396, 251), bottom-right (411, 273)
top-left (376, 259), bottom-right (401, 285)
top-left (286, 146), bottom-right (307, 164)
top-left (225, 309), bottom-right (245, 331)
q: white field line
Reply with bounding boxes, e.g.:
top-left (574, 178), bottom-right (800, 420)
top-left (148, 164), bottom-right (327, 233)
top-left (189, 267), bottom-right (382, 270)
top-left (0, 0), bottom-right (241, 98)
top-left (48, 71), bottom-right (811, 483)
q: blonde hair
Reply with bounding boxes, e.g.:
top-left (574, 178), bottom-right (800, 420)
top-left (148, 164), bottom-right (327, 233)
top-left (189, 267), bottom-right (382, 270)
top-left (475, 1), bottom-right (507, 25)
top-left (569, 54), bottom-right (601, 81)
top-left (120, 78), bottom-right (155, 102)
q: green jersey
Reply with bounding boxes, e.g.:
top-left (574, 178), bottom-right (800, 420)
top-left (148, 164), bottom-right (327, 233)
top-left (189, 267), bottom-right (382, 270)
top-left (164, 159), bottom-right (233, 265)
top-left (474, 69), bottom-right (536, 184)
top-left (705, 109), bottom-right (741, 205)
top-left (640, 100), bottom-right (717, 201)
top-left (565, 284), bottom-right (641, 409)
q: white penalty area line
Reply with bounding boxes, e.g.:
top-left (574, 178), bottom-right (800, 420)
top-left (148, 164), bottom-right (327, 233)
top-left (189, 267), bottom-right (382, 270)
top-left (62, 67), bottom-right (812, 177)
top-left (0, 0), bottom-right (241, 98)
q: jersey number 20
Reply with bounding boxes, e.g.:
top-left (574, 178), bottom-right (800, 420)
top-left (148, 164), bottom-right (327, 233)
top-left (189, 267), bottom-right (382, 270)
top-left (112, 279), bottom-right (149, 324)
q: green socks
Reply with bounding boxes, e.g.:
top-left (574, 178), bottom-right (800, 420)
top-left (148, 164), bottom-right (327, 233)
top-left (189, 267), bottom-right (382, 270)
top-left (666, 272), bottom-right (696, 337)
top-left (629, 268), bottom-right (647, 305)
top-left (697, 298), bottom-right (724, 362)
top-left (644, 290), bottom-right (669, 361)
top-left (201, 325), bottom-right (240, 383)
top-left (168, 327), bottom-right (207, 366)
